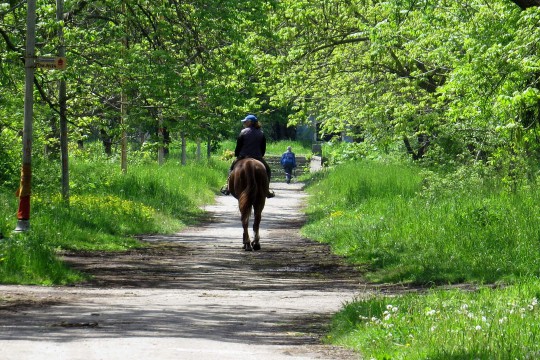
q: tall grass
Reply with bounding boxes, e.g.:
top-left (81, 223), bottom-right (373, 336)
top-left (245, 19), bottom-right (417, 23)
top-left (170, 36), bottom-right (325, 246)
top-left (0, 233), bottom-right (83, 285)
top-left (303, 160), bottom-right (540, 284)
top-left (304, 160), bottom-right (540, 358)
top-left (0, 150), bottom-right (228, 284)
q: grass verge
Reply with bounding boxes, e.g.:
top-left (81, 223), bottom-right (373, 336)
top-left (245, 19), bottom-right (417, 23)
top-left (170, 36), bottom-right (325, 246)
top-left (328, 280), bottom-right (540, 359)
top-left (0, 156), bottom-right (228, 285)
top-left (303, 159), bottom-right (540, 358)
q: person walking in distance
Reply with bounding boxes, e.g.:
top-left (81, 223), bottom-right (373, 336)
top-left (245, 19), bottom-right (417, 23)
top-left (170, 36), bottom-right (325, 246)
top-left (280, 146), bottom-right (296, 184)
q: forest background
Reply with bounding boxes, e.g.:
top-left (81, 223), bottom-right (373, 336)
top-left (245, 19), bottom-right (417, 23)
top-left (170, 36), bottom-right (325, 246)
top-left (3, 1), bottom-right (540, 358)
top-left (2, 0), bottom-right (540, 184)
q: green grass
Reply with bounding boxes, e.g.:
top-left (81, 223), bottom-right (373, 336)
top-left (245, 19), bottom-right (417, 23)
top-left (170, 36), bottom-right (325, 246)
top-left (303, 160), bottom-right (540, 284)
top-left (219, 139), bottom-right (313, 158)
top-left (303, 159), bottom-right (540, 358)
top-left (328, 280), bottom-right (540, 359)
top-left (0, 150), bottom-right (228, 284)
top-left (0, 232), bottom-right (83, 285)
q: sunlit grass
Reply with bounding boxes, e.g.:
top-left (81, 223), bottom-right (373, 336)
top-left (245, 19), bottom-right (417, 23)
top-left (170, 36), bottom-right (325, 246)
top-left (219, 139), bottom-right (313, 157)
top-left (304, 159), bottom-right (540, 359)
top-left (0, 232), bottom-right (83, 285)
top-left (303, 160), bottom-right (540, 284)
top-left (0, 151), bottom-right (229, 284)
top-left (328, 280), bottom-right (540, 359)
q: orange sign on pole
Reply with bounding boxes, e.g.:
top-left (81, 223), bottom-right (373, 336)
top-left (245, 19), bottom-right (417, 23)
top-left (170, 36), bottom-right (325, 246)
top-left (35, 56), bottom-right (67, 70)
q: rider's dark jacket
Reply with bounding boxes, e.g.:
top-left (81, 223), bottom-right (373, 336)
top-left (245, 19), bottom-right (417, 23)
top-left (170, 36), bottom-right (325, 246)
top-left (235, 127), bottom-right (266, 159)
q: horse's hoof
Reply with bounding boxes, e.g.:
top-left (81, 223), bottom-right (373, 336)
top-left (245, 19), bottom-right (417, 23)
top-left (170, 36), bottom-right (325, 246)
top-left (243, 243), bottom-right (253, 251)
top-left (252, 242), bottom-right (261, 251)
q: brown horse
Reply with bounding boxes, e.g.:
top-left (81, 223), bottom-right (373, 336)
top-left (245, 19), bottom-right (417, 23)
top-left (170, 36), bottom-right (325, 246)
top-left (228, 158), bottom-right (269, 251)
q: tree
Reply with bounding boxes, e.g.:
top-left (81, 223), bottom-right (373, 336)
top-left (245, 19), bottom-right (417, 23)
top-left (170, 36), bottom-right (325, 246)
top-left (256, 0), bottom-right (540, 172)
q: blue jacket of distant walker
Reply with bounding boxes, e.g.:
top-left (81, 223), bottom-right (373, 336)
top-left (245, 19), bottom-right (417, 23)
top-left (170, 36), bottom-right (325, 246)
top-left (280, 151), bottom-right (296, 168)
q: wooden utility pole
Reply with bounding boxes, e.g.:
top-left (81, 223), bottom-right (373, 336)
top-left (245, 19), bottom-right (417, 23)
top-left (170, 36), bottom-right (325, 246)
top-left (120, 0), bottom-right (128, 173)
top-left (15, 0), bottom-right (36, 232)
top-left (57, 0), bottom-right (69, 204)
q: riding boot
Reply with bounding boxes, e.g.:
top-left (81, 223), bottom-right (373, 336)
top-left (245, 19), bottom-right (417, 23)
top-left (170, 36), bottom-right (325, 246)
top-left (220, 170), bottom-right (232, 196)
top-left (220, 184), bottom-right (230, 196)
top-left (265, 169), bottom-right (275, 198)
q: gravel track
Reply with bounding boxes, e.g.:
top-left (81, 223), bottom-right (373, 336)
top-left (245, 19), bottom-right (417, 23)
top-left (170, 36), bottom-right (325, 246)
top-left (0, 181), bottom-right (369, 360)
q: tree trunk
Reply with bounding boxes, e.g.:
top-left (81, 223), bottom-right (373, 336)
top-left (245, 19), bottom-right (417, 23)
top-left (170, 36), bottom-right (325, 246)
top-left (100, 129), bottom-right (112, 156)
top-left (181, 132), bottom-right (187, 165)
top-left (403, 135), bottom-right (430, 161)
top-left (196, 139), bottom-right (201, 161)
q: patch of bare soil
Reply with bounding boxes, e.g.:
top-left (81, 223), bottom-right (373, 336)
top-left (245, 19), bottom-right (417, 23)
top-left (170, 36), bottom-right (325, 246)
top-left (0, 182), bottom-right (376, 360)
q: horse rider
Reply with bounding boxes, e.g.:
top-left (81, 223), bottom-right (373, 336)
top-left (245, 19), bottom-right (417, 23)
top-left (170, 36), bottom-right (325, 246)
top-left (220, 114), bottom-right (275, 198)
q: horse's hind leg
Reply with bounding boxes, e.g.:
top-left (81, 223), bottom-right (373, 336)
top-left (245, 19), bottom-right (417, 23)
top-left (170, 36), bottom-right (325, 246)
top-left (242, 217), bottom-right (253, 251)
top-left (251, 202), bottom-right (264, 251)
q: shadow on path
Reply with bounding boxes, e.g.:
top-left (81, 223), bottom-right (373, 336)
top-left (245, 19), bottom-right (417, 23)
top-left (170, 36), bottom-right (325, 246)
top-left (0, 181), bottom-right (366, 359)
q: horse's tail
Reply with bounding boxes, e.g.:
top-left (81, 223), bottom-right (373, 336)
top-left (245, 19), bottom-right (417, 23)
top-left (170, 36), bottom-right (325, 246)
top-left (238, 162), bottom-right (256, 225)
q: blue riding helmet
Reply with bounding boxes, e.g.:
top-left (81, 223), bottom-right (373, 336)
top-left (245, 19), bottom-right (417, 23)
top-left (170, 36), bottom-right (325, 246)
top-left (241, 114), bottom-right (257, 122)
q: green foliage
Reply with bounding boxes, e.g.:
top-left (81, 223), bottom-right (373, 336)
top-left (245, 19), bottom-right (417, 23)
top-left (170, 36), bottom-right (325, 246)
top-left (328, 280), bottom-right (540, 359)
top-left (254, 0), bottom-right (540, 174)
top-left (0, 129), bottom-right (20, 188)
top-left (303, 160), bottom-right (540, 284)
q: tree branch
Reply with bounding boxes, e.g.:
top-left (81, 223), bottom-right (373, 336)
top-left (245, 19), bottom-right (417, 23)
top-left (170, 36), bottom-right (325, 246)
top-left (301, 35), bottom-right (369, 59)
top-left (510, 0), bottom-right (540, 9)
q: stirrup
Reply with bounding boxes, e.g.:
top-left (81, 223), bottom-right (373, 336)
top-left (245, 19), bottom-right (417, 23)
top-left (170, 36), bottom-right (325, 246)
top-left (267, 190), bottom-right (275, 198)
top-left (220, 186), bottom-right (230, 196)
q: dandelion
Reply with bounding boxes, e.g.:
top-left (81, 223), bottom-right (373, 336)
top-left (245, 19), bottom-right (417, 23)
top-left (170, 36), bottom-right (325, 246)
top-left (499, 317), bottom-right (507, 324)
top-left (475, 325), bottom-right (482, 331)
top-left (426, 309), bottom-right (436, 316)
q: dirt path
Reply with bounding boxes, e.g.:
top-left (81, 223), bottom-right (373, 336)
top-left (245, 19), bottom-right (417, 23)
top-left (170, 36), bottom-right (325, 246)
top-left (0, 181), bottom-right (371, 359)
